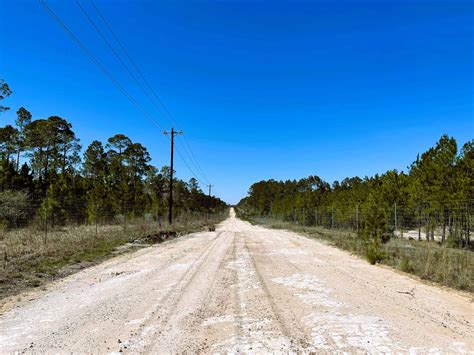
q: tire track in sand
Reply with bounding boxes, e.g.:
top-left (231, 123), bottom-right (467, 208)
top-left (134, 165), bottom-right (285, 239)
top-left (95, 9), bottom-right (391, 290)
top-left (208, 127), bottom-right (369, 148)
top-left (137, 231), bottom-right (236, 353)
top-left (122, 231), bottom-right (223, 352)
top-left (243, 238), bottom-right (315, 351)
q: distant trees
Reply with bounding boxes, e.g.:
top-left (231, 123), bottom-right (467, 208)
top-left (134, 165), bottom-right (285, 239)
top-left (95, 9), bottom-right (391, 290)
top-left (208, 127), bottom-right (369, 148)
top-left (238, 135), bottom-right (473, 249)
top-left (0, 85), bottom-right (227, 228)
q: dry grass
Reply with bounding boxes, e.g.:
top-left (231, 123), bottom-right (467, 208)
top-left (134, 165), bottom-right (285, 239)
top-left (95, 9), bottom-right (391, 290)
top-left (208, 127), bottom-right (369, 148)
top-left (0, 212), bottom-right (227, 300)
top-left (248, 216), bottom-right (474, 293)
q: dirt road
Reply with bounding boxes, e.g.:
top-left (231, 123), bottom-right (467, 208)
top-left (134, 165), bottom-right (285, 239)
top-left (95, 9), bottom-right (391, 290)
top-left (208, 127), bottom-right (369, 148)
top-left (1, 209), bottom-right (473, 353)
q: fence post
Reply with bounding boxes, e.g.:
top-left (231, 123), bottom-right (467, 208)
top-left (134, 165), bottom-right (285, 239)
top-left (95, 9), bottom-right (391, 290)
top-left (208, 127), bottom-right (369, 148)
top-left (44, 193), bottom-right (49, 245)
top-left (441, 208), bottom-right (446, 244)
top-left (95, 201), bottom-right (99, 237)
top-left (331, 207), bottom-right (334, 229)
top-left (466, 202), bottom-right (471, 247)
top-left (44, 215), bottom-right (48, 245)
top-left (417, 206), bottom-right (421, 241)
top-left (394, 202), bottom-right (398, 234)
top-left (355, 204), bottom-right (359, 233)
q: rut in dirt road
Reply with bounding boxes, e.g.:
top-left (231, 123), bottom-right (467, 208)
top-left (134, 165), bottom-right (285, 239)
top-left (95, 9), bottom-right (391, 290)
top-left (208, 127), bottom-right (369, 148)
top-left (1, 209), bottom-right (473, 353)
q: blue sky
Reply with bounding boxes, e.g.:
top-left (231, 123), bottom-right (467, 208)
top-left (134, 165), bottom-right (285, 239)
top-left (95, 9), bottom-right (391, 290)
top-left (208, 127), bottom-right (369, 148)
top-left (1, 0), bottom-right (473, 204)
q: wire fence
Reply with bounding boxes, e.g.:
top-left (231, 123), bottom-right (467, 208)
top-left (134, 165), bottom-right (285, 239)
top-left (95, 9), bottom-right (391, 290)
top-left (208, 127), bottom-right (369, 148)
top-left (271, 200), bottom-right (473, 247)
top-left (0, 192), bottom-right (227, 244)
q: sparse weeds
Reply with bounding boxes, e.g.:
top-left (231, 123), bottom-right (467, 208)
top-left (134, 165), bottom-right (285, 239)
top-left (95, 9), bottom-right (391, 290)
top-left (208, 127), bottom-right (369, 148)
top-left (399, 257), bottom-right (414, 273)
top-left (0, 212), bottom-right (227, 300)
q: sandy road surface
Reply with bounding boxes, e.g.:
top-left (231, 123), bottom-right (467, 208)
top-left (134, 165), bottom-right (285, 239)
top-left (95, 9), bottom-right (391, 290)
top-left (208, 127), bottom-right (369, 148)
top-left (1, 209), bottom-right (473, 353)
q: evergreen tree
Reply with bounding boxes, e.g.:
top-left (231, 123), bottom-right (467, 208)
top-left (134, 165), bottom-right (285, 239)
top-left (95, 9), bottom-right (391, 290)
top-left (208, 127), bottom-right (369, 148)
top-left (0, 80), bottom-right (12, 113)
top-left (15, 107), bottom-right (32, 171)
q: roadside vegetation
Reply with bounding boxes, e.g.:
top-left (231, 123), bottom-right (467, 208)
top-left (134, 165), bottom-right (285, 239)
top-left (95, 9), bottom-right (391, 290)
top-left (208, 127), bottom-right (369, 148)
top-left (1, 212), bottom-right (226, 300)
top-left (0, 80), bottom-right (228, 300)
top-left (237, 134), bottom-right (473, 292)
top-left (239, 214), bottom-right (473, 292)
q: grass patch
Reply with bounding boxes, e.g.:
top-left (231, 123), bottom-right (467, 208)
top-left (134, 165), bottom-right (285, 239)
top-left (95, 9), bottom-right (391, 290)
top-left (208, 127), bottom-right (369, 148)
top-left (0, 212), bottom-right (227, 301)
top-left (246, 216), bottom-right (473, 293)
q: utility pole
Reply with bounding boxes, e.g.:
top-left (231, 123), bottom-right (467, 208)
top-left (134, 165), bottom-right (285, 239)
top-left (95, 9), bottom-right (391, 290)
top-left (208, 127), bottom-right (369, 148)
top-left (163, 128), bottom-right (183, 225)
top-left (207, 184), bottom-right (213, 220)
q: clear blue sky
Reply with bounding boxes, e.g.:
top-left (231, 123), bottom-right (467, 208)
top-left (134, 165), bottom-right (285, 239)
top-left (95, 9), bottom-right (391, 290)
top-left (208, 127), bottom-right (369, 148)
top-left (1, 0), bottom-right (473, 204)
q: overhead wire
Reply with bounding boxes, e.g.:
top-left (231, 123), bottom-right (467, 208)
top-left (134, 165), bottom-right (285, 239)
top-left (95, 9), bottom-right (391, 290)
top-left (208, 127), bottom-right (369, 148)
top-left (37, 0), bottom-right (164, 133)
top-left (74, 0), bottom-right (168, 121)
top-left (87, 0), bottom-right (211, 185)
top-left (38, 0), bottom-right (209, 185)
top-left (75, 0), bottom-right (206, 184)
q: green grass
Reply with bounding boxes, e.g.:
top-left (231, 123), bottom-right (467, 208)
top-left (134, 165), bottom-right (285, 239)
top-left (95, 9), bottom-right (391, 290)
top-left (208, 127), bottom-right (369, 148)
top-left (0, 212), bottom-right (227, 301)
top-left (247, 216), bottom-right (474, 293)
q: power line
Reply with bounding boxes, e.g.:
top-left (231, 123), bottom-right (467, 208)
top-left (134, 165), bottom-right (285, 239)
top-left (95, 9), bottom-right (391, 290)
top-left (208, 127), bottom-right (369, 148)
top-left (88, 0), bottom-right (211, 185)
top-left (89, 0), bottom-right (210, 184)
top-left (75, 0), bottom-right (169, 121)
top-left (179, 136), bottom-right (210, 183)
top-left (38, 0), bottom-right (208, 186)
top-left (174, 147), bottom-right (206, 185)
top-left (37, 0), bottom-right (164, 132)
top-left (89, 0), bottom-right (180, 129)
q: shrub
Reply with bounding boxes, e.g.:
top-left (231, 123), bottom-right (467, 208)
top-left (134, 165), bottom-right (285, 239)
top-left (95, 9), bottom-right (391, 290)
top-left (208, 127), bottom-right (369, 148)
top-left (400, 257), bottom-right (414, 272)
top-left (381, 232), bottom-right (392, 243)
top-left (361, 194), bottom-right (388, 264)
top-left (0, 190), bottom-right (30, 228)
top-left (366, 240), bottom-right (385, 265)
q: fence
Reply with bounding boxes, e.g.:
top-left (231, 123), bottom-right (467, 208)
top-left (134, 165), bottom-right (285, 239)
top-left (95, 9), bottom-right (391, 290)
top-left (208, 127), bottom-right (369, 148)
top-left (270, 200), bottom-right (473, 247)
top-left (0, 190), bottom-right (227, 244)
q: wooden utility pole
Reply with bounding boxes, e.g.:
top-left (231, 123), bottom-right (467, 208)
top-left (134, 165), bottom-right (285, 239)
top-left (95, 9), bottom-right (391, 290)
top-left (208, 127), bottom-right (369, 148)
top-left (207, 184), bottom-right (213, 219)
top-left (163, 128), bottom-right (183, 224)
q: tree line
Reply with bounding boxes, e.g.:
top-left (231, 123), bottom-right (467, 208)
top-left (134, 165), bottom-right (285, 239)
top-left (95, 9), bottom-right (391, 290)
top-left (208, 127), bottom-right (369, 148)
top-left (0, 80), bottom-right (226, 228)
top-left (238, 135), bottom-right (473, 249)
